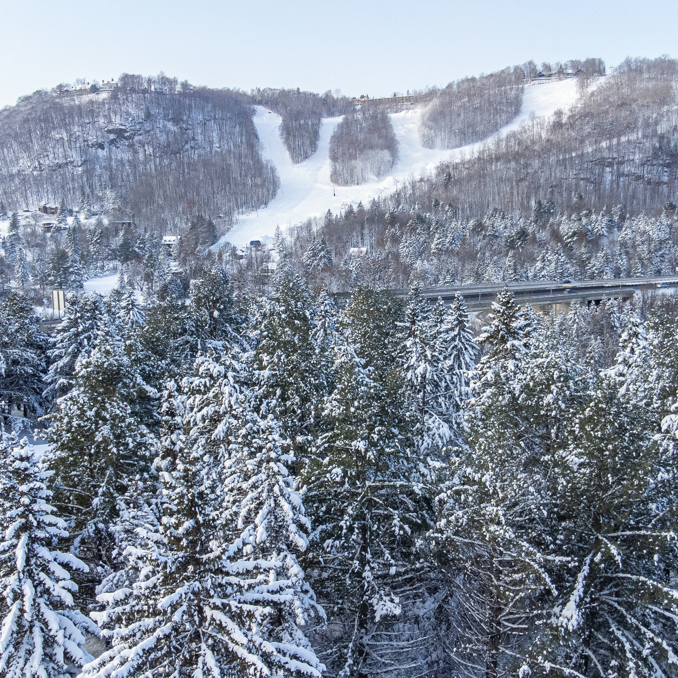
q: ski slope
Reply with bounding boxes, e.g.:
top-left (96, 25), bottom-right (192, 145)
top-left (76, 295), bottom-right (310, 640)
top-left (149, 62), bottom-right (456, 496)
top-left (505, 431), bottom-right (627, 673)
top-left (84, 273), bottom-right (119, 295)
top-left (218, 78), bottom-right (580, 248)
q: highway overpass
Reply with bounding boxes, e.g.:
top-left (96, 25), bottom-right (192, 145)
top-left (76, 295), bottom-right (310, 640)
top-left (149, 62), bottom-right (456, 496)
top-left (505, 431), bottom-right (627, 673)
top-left (335, 276), bottom-right (678, 312)
top-left (419, 276), bottom-right (678, 311)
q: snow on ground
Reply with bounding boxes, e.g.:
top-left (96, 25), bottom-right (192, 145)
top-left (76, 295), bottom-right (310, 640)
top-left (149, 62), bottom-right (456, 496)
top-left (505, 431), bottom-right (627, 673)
top-left (84, 273), bottom-right (119, 295)
top-left (217, 78), bottom-right (581, 248)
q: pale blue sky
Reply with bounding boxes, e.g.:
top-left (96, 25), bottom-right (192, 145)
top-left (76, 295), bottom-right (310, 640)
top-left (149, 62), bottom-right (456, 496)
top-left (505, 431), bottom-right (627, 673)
top-left (1, 0), bottom-right (676, 108)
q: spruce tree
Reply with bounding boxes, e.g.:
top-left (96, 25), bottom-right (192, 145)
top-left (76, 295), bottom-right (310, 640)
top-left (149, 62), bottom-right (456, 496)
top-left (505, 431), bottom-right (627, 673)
top-left (523, 373), bottom-right (678, 677)
top-left (86, 356), bottom-right (324, 678)
top-left (6, 213), bottom-right (20, 267)
top-left (402, 285), bottom-right (435, 427)
top-left (56, 198), bottom-right (68, 226)
top-left (251, 263), bottom-right (325, 446)
top-left (13, 247), bottom-right (29, 288)
top-left (0, 433), bottom-right (96, 678)
top-left (433, 292), bottom-right (553, 678)
top-left (305, 322), bottom-right (433, 677)
top-left (44, 291), bottom-right (105, 400)
top-left (188, 267), bottom-right (243, 348)
top-left (0, 293), bottom-right (48, 426)
top-left (45, 325), bottom-right (153, 568)
top-left (435, 293), bottom-right (476, 442)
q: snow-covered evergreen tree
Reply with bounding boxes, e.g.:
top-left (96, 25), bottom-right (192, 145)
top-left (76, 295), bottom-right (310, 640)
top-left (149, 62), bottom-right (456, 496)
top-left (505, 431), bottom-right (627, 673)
top-left (605, 313), bottom-right (652, 407)
top-left (188, 266), bottom-right (243, 348)
top-left (432, 291), bottom-right (553, 677)
top-left (0, 433), bottom-right (97, 678)
top-left (435, 293), bottom-right (476, 441)
top-left (86, 355), bottom-right (324, 678)
top-left (5, 213), bottom-right (20, 267)
top-left (0, 293), bottom-right (48, 427)
top-left (13, 247), bottom-right (29, 288)
top-left (302, 237), bottom-right (333, 273)
top-left (524, 373), bottom-right (678, 677)
top-left (56, 198), bottom-right (68, 226)
top-left (251, 263), bottom-right (326, 446)
top-left (402, 285), bottom-right (435, 425)
top-left (44, 291), bottom-right (105, 400)
top-left (305, 320), bottom-right (434, 677)
top-left (45, 325), bottom-right (154, 564)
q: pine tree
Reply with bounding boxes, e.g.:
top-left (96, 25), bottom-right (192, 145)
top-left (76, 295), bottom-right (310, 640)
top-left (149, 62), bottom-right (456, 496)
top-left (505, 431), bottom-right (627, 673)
top-left (45, 325), bottom-right (153, 566)
top-left (435, 293), bottom-right (476, 441)
top-left (311, 290), bottom-right (338, 351)
top-left (117, 286), bottom-right (145, 330)
top-left (523, 373), bottom-right (678, 677)
top-left (13, 247), bottom-right (29, 288)
top-left (64, 220), bottom-right (84, 289)
top-left (44, 291), bottom-right (105, 400)
top-left (188, 267), bottom-right (243, 348)
top-left (56, 198), bottom-right (68, 226)
top-left (305, 322), bottom-right (433, 677)
top-left (79, 188), bottom-right (92, 219)
top-left (0, 433), bottom-right (97, 678)
top-left (432, 292), bottom-right (552, 678)
top-left (311, 291), bottom-right (338, 400)
top-left (402, 285), bottom-right (435, 426)
top-left (605, 313), bottom-right (652, 407)
top-left (46, 247), bottom-right (70, 290)
top-left (6, 213), bottom-right (20, 267)
top-left (141, 250), bottom-right (159, 301)
top-left (302, 237), bottom-right (333, 273)
top-left (0, 293), bottom-right (48, 426)
top-left (65, 221), bottom-right (81, 260)
top-left (251, 263), bottom-right (325, 446)
top-left (141, 294), bottom-right (197, 378)
top-left (86, 358), bottom-right (324, 678)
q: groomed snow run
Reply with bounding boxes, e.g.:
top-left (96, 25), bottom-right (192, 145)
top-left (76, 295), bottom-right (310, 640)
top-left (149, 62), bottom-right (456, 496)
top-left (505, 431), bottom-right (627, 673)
top-left (217, 78), bottom-right (581, 248)
top-left (84, 273), bottom-right (119, 295)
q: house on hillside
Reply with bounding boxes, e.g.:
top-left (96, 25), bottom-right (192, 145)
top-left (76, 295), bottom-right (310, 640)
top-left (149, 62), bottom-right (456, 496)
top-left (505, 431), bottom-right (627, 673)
top-left (162, 235), bottom-right (181, 254)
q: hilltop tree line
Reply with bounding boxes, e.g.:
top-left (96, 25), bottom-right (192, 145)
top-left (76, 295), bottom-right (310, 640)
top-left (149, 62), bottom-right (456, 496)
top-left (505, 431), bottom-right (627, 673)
top-left (0, 55), bottom-right (610, 240)
top-left (0, 262), bottom-right (677, 677)
top-left (421, 57), bottom-right (678, 217)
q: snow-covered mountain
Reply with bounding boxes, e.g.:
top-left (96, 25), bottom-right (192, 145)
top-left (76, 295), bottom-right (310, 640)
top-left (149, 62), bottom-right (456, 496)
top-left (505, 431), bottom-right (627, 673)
top-left (0, 80), bottom-right (278, 226)
top-left (221, 79), bottom-right (581, 247)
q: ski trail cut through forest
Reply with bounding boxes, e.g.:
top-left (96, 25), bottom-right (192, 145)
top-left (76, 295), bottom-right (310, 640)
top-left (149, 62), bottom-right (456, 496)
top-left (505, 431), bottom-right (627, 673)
top-left (219, 78), bottom-right (581, 248)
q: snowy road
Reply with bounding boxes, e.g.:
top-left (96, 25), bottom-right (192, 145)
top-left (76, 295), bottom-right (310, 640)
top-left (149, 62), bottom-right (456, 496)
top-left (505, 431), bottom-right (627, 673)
top-left (218, 78), bottom-right (581, 248)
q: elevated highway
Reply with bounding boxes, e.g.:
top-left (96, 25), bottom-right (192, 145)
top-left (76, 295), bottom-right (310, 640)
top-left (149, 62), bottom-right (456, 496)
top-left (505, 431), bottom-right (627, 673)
top-left (334, 276), bottom-right (678, 311)
top-left (419, 276), bottom-right (678, 311)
